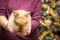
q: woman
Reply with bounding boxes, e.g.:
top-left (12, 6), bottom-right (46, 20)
top-left (0, 0), bottom-right (41, 40)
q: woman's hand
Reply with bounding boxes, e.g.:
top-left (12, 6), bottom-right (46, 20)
top-left (0, 16), bottom-right (14, 33)
top-left (0, 16), bottom-right (8, 30)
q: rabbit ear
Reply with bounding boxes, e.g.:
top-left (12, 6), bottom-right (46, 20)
top-left (27, 11), bottom-right (30, 13)
top-left (25, 11), bottom-right (30, 17)
top-left (25, 13), bottom-right (29, 17)
top-left (13, 11), bottom-right (19, 17)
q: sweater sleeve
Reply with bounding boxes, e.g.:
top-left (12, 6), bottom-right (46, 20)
top-left (31, 0), bottom-right (42, 32)
top-left (0, 0), bottom-right (8, 31)
top-left (0, 0), bottom-right (7, 17)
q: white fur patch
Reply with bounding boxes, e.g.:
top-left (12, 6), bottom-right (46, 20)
top-left (8, 10), bottom-right (31, 36)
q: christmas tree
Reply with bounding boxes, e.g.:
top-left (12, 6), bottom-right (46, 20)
top-left (38, 0), bottom-right (60, 40)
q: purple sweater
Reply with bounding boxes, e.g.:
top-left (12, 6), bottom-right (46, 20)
top-left (0, 0), bottom-right (41, 40)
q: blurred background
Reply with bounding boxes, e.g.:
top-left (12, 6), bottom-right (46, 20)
top-left (38, 0), bottom-right (60, 40)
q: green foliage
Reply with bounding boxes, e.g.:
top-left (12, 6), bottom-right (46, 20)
top-left (38, 0), bottom-right (60, 40)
